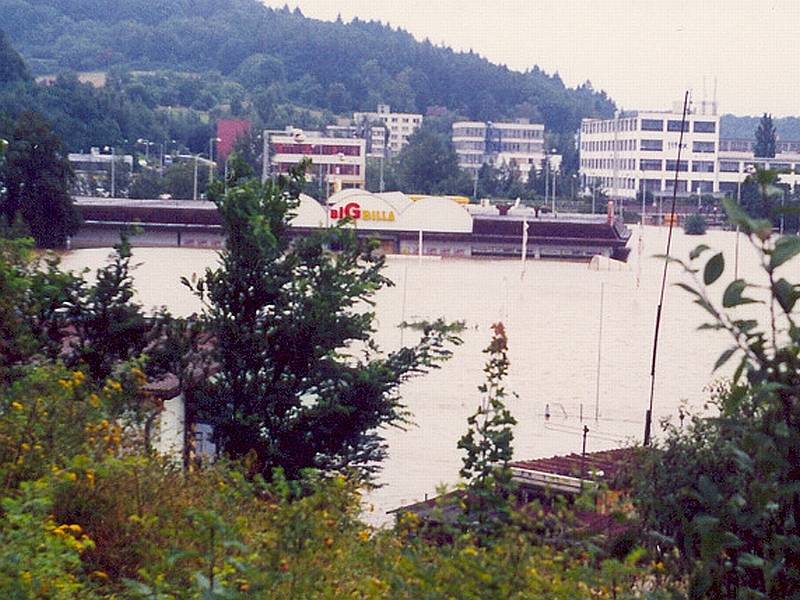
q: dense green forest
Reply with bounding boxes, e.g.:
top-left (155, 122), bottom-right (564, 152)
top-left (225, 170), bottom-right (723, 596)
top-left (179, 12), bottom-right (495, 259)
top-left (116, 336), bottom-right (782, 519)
top-left (1, 0), bottom-right (615, 136)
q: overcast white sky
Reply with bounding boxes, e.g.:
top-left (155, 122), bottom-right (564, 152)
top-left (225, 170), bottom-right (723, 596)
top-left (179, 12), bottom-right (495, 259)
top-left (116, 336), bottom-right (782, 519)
top-left (262, 0), bottom-right (800, 117)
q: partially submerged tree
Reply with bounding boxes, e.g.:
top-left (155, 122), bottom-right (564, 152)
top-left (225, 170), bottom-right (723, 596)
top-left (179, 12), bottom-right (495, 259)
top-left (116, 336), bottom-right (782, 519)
top-left (189, 163), bottom-right (462, 481)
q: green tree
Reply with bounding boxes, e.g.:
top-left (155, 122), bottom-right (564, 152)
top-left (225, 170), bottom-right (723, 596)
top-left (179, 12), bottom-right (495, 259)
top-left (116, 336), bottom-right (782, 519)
top-left (0, 30), bottom-right (29, 85)
top-left (365, 157), bottom-right (399, 193)
top-left (128, 168), bottom-right (163, 199)
top-left (395, 127), bottom-right (461, 194)
top-left (754, 112), bottom-right (777, 158)
top-left (634, 198), bottom-right (800, 597)
top-left (683, 213), bottom-right (707, 235)
top-left (162, 160), bottom-right (206, 200)
top-left (0, 112), bottom-right (80, 248)
top-left (189, 164), bottom-right (462, 481)
top-left (476, 162), bottom-right (501, 199)
top-left (739, 166), bottom-right (783, 224)
top-left (458, 322), bottom-right (517, 537)
top-left (61, 236), bottom-right (151, 381)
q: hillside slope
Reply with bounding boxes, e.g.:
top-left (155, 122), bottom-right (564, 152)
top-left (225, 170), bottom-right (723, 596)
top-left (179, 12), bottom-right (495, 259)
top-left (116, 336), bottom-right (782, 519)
top-left (1, 0), bottom-right (615, 133)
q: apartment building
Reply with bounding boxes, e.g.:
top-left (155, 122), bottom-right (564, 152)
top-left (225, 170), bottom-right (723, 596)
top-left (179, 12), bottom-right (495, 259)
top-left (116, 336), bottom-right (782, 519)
top-left (268, 127), bottom-right (365, 194)
top-left (353, 104), bottom-right (422, 156)
top-left (452, 120), bottom-right (554, 182)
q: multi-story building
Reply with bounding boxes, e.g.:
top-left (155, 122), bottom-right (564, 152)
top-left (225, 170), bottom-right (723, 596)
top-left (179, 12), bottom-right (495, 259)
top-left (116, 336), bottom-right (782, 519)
top-left (353, 104), bottom-right (422, 156)
top-left (579, 108), bottom-right (721, 200)
top-left (719, 138), bottom-right (800, 155)
top-left (452, 119), bottom-right (554, 182)
top-left (580, 107), bottom-right (800, 201)
top-left (324, 123), bottom-right (387, 159)
top-left (715, 151), bottom-right (800, 197)
top-left (268, 127), bottom-right (365, 195)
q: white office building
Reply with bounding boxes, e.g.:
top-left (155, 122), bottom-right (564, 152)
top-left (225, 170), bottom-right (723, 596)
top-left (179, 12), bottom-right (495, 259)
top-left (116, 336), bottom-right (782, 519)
top-left (580, 107), bottom-right (800, 201)
top-left (579, 108), bottom-right (720, 200)
top-left (353, 104), bottom-right (422, 156)
top-left (452, 120), bottom-right (556, 182)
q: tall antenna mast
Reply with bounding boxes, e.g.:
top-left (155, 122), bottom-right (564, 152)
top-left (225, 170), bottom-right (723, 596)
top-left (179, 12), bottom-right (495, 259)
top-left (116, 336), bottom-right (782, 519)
top-left (713, 77), bottom-right (718, 115)
top-left (644, 90), bottom-right (690, 447)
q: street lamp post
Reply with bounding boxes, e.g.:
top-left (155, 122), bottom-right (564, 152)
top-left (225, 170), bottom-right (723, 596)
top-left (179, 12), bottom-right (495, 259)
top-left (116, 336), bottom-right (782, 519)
top-left (209, 137), bottom-right (221, 183)
top-left (379, 147), bottom-right (385, 193)
top-left (193, 155), bottom-right (199, 201)
top-left (103, 146), bottom-right (116, 198)
top-left (544, 156), bottom-right (549, 208)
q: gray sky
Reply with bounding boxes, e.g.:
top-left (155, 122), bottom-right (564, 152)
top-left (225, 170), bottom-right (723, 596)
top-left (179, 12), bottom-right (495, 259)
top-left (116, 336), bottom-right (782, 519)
top-left (263, 0), bottom-right (800, 117)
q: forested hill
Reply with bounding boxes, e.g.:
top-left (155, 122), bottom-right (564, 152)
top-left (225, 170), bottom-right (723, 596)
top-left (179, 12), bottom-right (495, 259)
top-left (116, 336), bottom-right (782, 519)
top-left (1, 0), bottom-right (615, 132)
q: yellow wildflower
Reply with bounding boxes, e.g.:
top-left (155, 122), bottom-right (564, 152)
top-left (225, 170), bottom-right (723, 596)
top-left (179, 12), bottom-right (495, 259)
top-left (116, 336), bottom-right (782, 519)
top-left (91, 571), bottom-right (109, 581)
top-left (10, 402), bottom-right (23, 411)
top-left (358, 530), bottom-right (370, 542)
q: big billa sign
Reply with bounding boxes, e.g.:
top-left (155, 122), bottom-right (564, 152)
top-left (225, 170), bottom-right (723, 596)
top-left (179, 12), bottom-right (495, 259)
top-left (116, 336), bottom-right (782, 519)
top-left (329, 202), bottom-right (395, 222)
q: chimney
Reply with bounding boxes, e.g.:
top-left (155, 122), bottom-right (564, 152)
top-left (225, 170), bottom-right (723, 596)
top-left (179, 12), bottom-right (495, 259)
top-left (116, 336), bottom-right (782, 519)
top-left (607, 200), bottom-right (615, 224)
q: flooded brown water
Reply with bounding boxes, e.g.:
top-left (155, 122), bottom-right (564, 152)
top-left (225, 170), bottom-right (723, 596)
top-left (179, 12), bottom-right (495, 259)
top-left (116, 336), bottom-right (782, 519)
top-left (60, 226), bottom-right (783, 524)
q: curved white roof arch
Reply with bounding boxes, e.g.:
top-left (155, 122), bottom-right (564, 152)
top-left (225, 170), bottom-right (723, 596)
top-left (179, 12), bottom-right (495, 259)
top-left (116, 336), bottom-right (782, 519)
top-left (398, 197), bottom-right (473, 233)
top-left (289, 193), bottom-right (327, 228)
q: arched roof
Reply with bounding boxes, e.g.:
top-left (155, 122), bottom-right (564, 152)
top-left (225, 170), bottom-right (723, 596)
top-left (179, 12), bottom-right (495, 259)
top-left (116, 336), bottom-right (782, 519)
top-left (398, 196), bottom-right (473, 233)
top-left (326, 188), bottom-right (371, 206)
top-left (374, 191), bottom-right (412, 213)
top-left (290, 193), bottom-right (327, 228)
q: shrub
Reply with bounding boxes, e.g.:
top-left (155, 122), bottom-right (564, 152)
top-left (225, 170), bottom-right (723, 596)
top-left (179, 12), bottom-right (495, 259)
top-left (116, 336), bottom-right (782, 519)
top-left (683, 212), bottom-right (707, 235)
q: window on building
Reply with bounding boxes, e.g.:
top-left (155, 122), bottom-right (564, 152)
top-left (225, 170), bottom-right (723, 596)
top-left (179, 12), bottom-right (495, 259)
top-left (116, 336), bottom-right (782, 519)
top-left (667, 120), bottom-right (685, 132)
top-left (692, 161), bottom-right (714, 173)
top-left (641, 119), bottom-right (664, 131)
top-left (693, 121), bottom-right (716, 133)
top-left (641, 178), bottom-right (661, 191)
top-left (666, 160), bottom-right (688, 172)
top-left (641, 139), bottom-right (663, 151)
top-left (770, 162), bottom-right (791, 170)
top-left (693, 141), bottom-right (715, 153)
top-left (640, 159), bottom-right (662, 171)
top-left (665, 180), bottom-right (688, 192)
top-left (719, 161), bottom-right (739, 172)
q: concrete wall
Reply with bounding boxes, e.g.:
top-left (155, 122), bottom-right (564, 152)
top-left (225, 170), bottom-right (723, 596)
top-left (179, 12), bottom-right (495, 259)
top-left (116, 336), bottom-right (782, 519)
top-left (155, 393), bottom-right (185, 462)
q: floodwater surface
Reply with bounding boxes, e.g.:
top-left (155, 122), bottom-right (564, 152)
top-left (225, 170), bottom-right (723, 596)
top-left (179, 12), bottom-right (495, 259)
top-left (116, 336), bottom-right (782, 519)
top-left (60, 226), bottom-right (781, 524)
